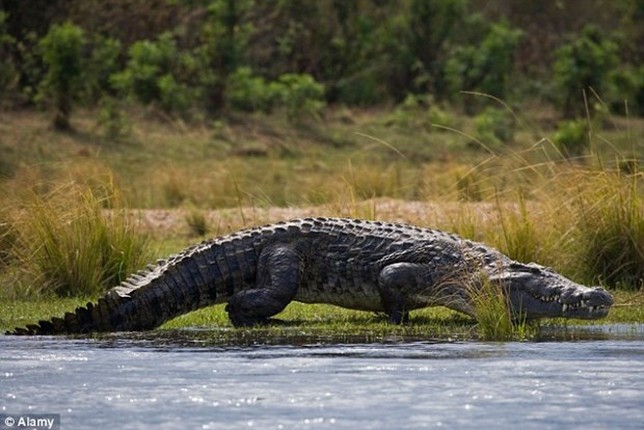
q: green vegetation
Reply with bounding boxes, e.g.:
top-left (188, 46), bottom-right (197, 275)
top-left (0, 106), bottom-right (641, 334)
top-left (468, 275), bottom-right (529, 342)
top-left (1, 1), bottom-right (642, 122)
top-left (554, 25), bottom-right (619, 119)
top-left (0, 1), bottom-right (641, 342)
top-left (1, 182), bottom-right (149, 298)
top-left (1, 291), bottom-right (641, 343)
top-left (38, 22), bottom-right (86, 130)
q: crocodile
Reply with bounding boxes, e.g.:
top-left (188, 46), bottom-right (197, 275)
top-left (9, 217), bottom-right (613, 335)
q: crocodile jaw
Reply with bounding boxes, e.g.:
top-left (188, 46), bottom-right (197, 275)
top-left (492, 263), bottom-right (614, 320)
top-left (508, 283), bottom-right (613, 319)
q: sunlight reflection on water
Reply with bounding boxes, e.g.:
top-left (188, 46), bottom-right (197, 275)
top-left (0, 325), bottom-right (642, 429)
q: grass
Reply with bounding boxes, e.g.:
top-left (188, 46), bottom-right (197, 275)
top-left (0, 105), bottom-right (641, 342)
top-left (1, 107), bottom-right (640, 209)
top-left (1, 291), bottom-right (641, 343)
top-left (468, 275), bottom-right (529, 342)
top-left (0, 182), bottom-right (150, 298)
top-left (572, 170), bottom-right (643, 288)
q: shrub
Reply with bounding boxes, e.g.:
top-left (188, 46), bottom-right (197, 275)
top-left (80, 35), bottom-right (122, 104)
top-left (554, 25), bottom-right (619, 118)
top-left (271, 73), bottom-right (326, 122)
top-left (553, 119), bottom-right (588, 158)
top-left (38, 22), bottom-right (86, 130)
top-left (405, 0), bottom-right (468, 99)
top-left (226, 67), bottom-right (274, 112)
top-left (97, 96), bottom-right (132, 141)
top-left (388, 94), bottom-right (428, 129)
top-left (428, 105), bottom-right (456, 130)
top-left (157, 74), bottom-right (192, 114)
top-left (111, 32), bottom-right (195, 115)
top-left (473, 107), bottom-right (515, 147)
top-left (608, 65), bottom-right (644, 116)
top-left (445, 20), bottom-right (523, 112)
top-left (0, 11), bottom-right (19, 103)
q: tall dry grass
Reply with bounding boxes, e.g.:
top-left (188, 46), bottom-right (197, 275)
top-left (566, 169), bottom-right (643, 288)
top-left (1, 181), bottom-right (150, 298)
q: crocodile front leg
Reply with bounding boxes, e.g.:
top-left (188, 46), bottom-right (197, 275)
top-left (378, 262), bottom-right (430, 324)
top-left (225, 244), bottom-right (301, 327)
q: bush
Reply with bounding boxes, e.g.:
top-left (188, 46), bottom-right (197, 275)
top-left (473, 107), bottom-right (515, 147)
top-left (38, 22), bottom-right (86, 130)
top-left (388, 94), bottom-right (431, 129)
top-left (0, 12), bottom-right (19, 104)
top-left (608, 65), bottom-right (644, 116)
top-left (111, 32), bottom-right (195, 115)
top-left (445, 20), bottom-right (522, 112)
top-left (226, 69), bottom-right (325, 122)
top-left (272, 73), bottom-right (326, 122)
top-left (405, 0), bottom-right (468, 99)
top-left (427, 105), bottom-right (456, 130)
top-left (226, 67), bottom-right (274, 112)
top-left (80, 35), bottom-right (122, 104)
top-left (553, 119), bottom-right (588, 158)
top-left (97, 96), bottom-right (132, 141)
top-left (554, 25), bottom-right (619, 118)
top-left (157, 74), bottom-right (192, 114)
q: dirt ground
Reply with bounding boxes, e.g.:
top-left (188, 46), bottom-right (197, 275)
top-left (134, 198), bottom-right (528, 238)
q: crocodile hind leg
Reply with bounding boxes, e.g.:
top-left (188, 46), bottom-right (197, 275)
top-left (225, 245), bottom-right (302, 327)
top-left (378, 262), bottom-right (428, 324)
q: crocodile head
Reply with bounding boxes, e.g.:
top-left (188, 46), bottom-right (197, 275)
top-left (490, 262), bottom-right (614, 320)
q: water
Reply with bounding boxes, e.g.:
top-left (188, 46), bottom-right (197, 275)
top-left (1, 326), bottom-right (643, 430)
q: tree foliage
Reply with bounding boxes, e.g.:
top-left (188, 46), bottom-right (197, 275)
top-left (554, 25), bottom-right (619, 118)
top-left (445, 18), bottom-right (523, 112)
top-left (38, 21), bottom-right (85, 129)
top-left (1, 0), bottom-right (641, 120)
top-left (0, 12), bottom-right (19, 104)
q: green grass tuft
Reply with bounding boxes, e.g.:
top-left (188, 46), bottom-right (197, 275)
top-left (467, 275), bottom-right (536, 341)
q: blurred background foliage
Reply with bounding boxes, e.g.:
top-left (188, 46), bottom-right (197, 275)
top-left (0, 0), bottom-right (641, 125)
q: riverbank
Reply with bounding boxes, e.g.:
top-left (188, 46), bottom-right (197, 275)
top-left (2, 290), bottom-right (641, 344)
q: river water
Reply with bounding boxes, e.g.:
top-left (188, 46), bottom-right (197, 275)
top-left (1, 325), bottom-right (643, 430)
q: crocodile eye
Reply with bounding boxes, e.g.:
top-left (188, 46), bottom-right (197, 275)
top-left (509, 262), bottom-right (543, 274)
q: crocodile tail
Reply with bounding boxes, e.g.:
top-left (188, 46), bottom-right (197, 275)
top-left (9, 295), bottom-right (124, 335)
top-left (8, 242), bottom-right (225, 335)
